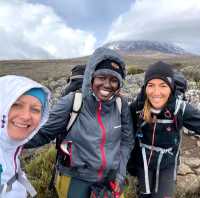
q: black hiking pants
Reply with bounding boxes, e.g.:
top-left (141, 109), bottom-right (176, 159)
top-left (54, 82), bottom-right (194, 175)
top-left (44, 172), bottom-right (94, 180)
top-left (137, 166), bottom-right (176, 198)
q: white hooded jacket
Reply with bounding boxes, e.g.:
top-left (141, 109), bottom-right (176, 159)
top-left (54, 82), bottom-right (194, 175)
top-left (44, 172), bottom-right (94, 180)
top-left (0, 75), bottom-right (50, 198)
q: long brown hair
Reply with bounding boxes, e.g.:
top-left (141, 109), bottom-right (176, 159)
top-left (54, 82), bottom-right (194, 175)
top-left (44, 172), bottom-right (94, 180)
top-left (143, 99), bottom-right (153, 123)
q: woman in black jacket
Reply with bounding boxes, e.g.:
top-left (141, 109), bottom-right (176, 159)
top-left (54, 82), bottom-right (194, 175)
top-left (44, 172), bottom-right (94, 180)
top-left (128, 61), bottom-right (200, 198)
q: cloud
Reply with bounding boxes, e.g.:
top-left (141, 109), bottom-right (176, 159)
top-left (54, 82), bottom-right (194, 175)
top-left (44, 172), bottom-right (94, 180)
top-left (105, 0), bottom-right (200, 54)
top-left (30, 0), bottom-right (133, 44)
top-left (0, 0), bottom-right (96, 59)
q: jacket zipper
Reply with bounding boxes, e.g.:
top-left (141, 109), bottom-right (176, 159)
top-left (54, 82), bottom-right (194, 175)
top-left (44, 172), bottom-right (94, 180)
top-left (97, 101), bottom-right (107, 179)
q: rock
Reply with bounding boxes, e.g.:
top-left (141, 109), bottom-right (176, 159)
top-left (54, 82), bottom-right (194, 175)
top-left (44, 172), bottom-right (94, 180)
top-left (177, 174), bottom-right (200, 193)
top-left (178, 163), bottom-right (193, 175)
top-left (197, 141), bottom-right (200, 147)
top-left (183, 150), bottom-right (191, 155)
top-left (194, 167), bottom-right (200, 175)
top-left (183, 157), bottom-right (200, 168)
top-left (190, 136), bottom-right (196, 140)
top-left (195, 134), bottom-right (200, 139)
top-left (49, 81), bottom-right (59, 90)
top-left (56, 78), bottom-right (67, 87)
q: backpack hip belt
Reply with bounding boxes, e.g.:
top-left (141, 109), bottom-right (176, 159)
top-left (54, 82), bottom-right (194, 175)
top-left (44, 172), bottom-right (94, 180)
top-left (139, 142), bottom-right (173, 194)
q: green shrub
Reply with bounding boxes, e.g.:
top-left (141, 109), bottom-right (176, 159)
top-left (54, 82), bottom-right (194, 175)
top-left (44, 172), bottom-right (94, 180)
top-left (172, 62), bottom-right (184, 69)
top-left (128, 67), bottom-right (144, 75)
top-left (22, 144), bottom-right (58, 198)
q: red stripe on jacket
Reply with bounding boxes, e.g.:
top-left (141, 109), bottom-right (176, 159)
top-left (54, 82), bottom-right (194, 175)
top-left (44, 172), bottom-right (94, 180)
top-left (97, 101), bottom-right (107, 179)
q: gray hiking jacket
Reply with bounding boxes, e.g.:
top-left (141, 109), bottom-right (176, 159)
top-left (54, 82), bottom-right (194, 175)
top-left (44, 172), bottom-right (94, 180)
top-left (26, 47), bottom-right (134, 185)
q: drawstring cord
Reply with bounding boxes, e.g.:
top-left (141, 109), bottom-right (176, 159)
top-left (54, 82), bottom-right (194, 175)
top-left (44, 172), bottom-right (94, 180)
top-left (147, 115), bottom-right (157, 166)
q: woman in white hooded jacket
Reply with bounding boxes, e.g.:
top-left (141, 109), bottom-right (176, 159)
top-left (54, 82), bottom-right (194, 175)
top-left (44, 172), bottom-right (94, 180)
top-left (0, 75), bottom-right (50, 198)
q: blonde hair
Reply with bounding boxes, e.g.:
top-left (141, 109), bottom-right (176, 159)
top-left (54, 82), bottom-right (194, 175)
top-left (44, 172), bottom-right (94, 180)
top-left (143, 99), bottom-right (153, 123)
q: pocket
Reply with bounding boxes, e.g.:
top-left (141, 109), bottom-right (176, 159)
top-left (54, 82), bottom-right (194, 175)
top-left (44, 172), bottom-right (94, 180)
top-left (157, 124), bottom-right (177, 147)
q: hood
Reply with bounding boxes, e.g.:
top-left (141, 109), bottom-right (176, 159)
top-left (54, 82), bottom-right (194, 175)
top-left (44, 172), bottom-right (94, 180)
top-left (82, 47), bottom-right (126, 98)
top-left (0, 75), bottom-right (51, 148)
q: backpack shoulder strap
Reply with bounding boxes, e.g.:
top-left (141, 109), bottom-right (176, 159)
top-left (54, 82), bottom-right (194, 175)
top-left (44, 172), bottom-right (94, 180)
top-left (66, 92), bottom-right (83, 131)
top-left (67, 94), bottom-right (121, 131)
top-left (174, 98), bottom-right (186, 116)
top-left (49, 92), bottom-right (83, 191)
top-left (116, 96), bottom-right (122, 114)
top-left (173, 98), bottom-right (186, 180)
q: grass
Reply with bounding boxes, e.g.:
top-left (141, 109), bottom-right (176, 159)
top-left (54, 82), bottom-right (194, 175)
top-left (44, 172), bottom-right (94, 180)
top-left (1, 53), bottom-right (200, 82)
top-left (21, 144), bottom-right (58, 198)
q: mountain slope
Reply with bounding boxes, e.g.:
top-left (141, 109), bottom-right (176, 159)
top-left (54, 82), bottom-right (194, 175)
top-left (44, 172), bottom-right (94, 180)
top-left (104, 40), bottom-right (188, 55)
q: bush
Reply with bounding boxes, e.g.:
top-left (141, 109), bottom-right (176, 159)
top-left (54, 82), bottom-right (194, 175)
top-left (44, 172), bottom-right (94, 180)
top-left (128, 66), bottom-right (144, 75)
top-left (172, 62), bottom-right (184, 69)
top-left (22, 144), bottom-right (58, 198)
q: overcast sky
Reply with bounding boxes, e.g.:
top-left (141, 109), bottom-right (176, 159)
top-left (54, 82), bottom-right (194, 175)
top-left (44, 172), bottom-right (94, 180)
top-left (0, 0), bottom-right (200, 59)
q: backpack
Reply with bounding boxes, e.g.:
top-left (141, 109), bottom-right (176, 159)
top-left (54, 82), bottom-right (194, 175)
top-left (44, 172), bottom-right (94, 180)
top-left (60, 64), bottom-right (86, 97)
top-left (174, 71), bottom-right (187, 100)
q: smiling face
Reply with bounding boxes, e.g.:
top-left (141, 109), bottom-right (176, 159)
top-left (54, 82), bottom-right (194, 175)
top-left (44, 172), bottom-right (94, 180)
top-left (92, 75), bottom-right (119, 101)
top-left (7, 95), bottom-right (42, 141)
top-left (145, 78), bottom-right (171, 109)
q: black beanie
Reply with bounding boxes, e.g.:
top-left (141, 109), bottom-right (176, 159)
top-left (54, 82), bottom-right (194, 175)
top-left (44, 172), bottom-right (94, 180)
top-left (144, 61), bottom-right (174, 91)
top-left (95, 60), bottom-right (124, 78)
top-left (93, 59), bottom-right (124, 87)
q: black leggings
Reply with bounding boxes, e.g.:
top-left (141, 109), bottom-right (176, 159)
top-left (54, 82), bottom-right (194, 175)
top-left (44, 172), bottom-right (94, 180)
top-left (137, 166), bottom-right (176, 198)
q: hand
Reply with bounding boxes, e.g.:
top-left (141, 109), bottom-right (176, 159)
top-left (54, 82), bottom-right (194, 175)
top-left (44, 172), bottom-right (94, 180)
top-left (109, 181), bottom-right (121, 198)
top-left (113, 181), bottom-right (120, 193)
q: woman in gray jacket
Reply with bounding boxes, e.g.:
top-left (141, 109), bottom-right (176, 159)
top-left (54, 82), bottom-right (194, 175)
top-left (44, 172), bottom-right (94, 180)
top-left (25, 47), bottom-right (134, 198)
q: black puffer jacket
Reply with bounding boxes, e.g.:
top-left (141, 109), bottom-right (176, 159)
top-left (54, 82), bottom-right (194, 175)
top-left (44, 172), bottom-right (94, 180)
top-left (128, 87), bottom-right (200, 173)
